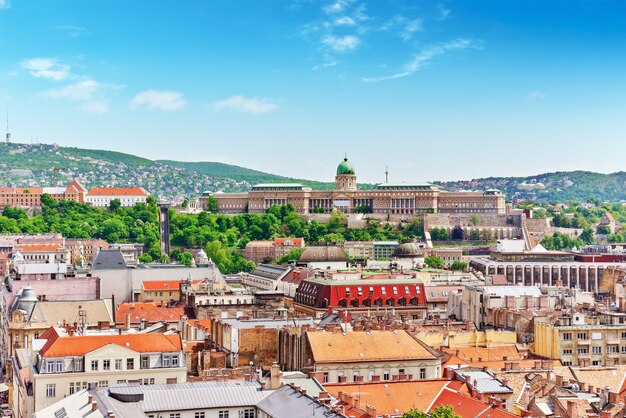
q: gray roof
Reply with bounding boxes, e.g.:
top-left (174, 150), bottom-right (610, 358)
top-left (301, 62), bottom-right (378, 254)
top-left (256, 385), bottom-right (345, 418)
top-left (34, 389), bottom-right (106, 418)
top-left (101, 381), bottom-right (270, 413)
top-left (458, 371), bottom-right (513, 394)
top-left (280, 373), bottom-right (326, 398)
top-left (480, 286), bottom-right (543, 297)
top-left (219, 317), bottom-right (316, 330)
top-left (93, 249), bottom-right (128, 269)
top-left (249, 264), bottom-right (292, 281)
top-left (299, 246), bottom-right (347, 262)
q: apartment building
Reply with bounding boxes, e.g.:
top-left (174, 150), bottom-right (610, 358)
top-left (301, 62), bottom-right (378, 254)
top-left (85, 187), bottom-right (148, 207)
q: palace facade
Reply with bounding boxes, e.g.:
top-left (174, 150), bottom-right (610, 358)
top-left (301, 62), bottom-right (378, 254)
top-left (210, 157), bottom-right (506, 215)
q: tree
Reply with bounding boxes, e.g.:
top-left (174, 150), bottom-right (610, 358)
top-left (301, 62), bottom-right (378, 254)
top-left (277, 248), bottom-right (304, 264)
top-left (451, 260), bottom-right (468, 271)
top-left (109, 198), bottom-right (121, 212)
top-left (451, 226), bottom-right (464, 240)
top-left (138, 254), bottom-right (153, 263)
top-left (424, 256), bottom-right (445, 269)
top-left (597, 225), bottom-right (612, 235)
top-left (178, 251), bottom-right (193, 266)
top-left (403, 405), bottom-right (461, 418)
top-left (469, 214), bottom-right (481, 226)
top-left (329, 209), bottom-right (347, 230)
top-left (206, 196), bottom-right (218, 213)
top-left (431, 228), bottom-right (449, 241)
top-left (579, 228), bottom-right (595, 245)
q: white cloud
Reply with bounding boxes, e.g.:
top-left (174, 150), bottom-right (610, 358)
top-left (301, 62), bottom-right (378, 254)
top-left (322, 35), bottom-right (359, 52)
top-left (21, 58), bottom-right (71, 81)
top-left (381, 16), bottom-right (423, 41)
top-left (335, 16), bottom-right (355, 26)
top-left (56, 25), bottom-right (86, 37)
top-left (324, 0), bottom-right (351, 14)
top-left (437, 4), bottom-right (451, 20)
top-left (0, 0), bottom-right (10, 9)
top-left (80, 101), bottom-right (109, 114)
top-left (131, 90), bottom-right (186, 111)
top-left (312, 61), bottom-right (337, 71)
top-left (362, 38), bottom-right (481, 82)
top-left (525, 91), bottom-right (546, 101)
top-left (213, 95), bottom-right (278, 115)
top-left (43, 79), bottom-right (101, 101)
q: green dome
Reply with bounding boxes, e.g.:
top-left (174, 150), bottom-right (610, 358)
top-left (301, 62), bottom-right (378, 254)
top-left (337, 157), bottom-right (355, 175)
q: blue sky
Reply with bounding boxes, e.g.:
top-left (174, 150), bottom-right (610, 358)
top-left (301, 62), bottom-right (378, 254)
top-left (1, 0), bottom-right (626, 183)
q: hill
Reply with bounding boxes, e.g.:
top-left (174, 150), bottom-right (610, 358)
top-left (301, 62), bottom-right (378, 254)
top-left (0, 142), bottom-right (624, 202)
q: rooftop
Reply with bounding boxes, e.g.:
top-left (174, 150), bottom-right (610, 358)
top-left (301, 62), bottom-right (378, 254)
top-left (87, 187), bottom-right (148, 196)
top-left (307, 330), bottom-right (437, 363)
top-left (38, 327), bottom-right (182, 358)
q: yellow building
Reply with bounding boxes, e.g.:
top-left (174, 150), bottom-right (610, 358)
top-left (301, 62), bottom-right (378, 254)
top-left (533, 312), bottom-right (626, 367)
top-left (141, 280), bottom-right (183, 302)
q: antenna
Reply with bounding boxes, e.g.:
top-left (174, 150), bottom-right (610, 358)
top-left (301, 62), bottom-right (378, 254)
top-left (5, 107), bottom-right (10, 144)
top-left (385, 165), bottom-right (389, 183)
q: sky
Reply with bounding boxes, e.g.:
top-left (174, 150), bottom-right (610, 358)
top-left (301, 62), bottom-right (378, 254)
top-left (1, 0), bottom-right (626, 183)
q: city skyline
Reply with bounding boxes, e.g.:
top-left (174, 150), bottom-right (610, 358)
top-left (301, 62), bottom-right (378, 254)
top-left (2, 0), bottom-right (626, 183)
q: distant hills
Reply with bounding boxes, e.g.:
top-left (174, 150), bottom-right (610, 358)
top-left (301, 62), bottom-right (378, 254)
top-left (0, 142), bottom-right (624, 202)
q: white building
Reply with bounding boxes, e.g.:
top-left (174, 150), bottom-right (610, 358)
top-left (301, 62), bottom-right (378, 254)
top-left (85, 187), bottom-right (148, 207)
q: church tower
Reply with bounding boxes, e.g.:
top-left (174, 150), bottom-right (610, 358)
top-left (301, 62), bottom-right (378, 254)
top-left (335, 154), bottom-right (357, 191)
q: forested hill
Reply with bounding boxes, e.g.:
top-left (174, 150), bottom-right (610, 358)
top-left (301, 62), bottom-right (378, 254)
top-left (0, 142), bottom-right (624, 202)
top-left (434, 171), bottom-right (626, 202)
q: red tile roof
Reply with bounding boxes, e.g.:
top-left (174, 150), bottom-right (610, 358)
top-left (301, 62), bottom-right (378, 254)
top-left (39, 327), bottom-right (182, 358)
top-left (116, 303), bottom-right (186, 324)
top-left (274, 238), bottom-right (304, 246)
top-left (15, 244), bottom-right (64, 252)
top-left (428, 388), bottom-right (517, 418)
top-left (142, 280), bottom-right (183, 291)
top-left (87, 187), bottom-right (148, 196)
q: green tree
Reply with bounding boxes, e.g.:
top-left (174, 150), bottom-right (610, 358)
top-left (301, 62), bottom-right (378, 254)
top-left (469, 214), bottom-right (481, 226)
top-left (579, 228), bottom-right (595, 245)
top-left (431, 228), bottom-right (448, 241)
top-left (597, 225), bottom-right (611, 235)
top-left (109, 198), bottom-right (121, 212)
top-left (206, 196), bottom-right (218, 213)
top-left (403, 405), bottom-right (461, 418)
top-left (328, 209), bottom-right (347, 230)
top-left (277, 248), bottom-right (304, 264)
top-left (178, 251), bottom-right (193, 266)
top-left (138, 254), bottom-right (153, 263)
top-left (451, 260), bottom-right (468, 271)
top-left (424, 256), bottom-right (445, 269)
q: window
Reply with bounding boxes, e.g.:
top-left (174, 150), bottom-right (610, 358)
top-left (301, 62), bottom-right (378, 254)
top-left (196, 413), bottom-right (207, 418)
top-left (353, 371), bottom-right (360, 382)
top-left (91, 360), bottom-right (98, 371)
top-left (608, 346), bottom-right (618, 354)
top-left (323, 372), bottom-right (329, 383)
top-left (593, 360), bottom-right (602, 366)
top-left (127, 358), bottom-right (134, 370)
top-left (103, 359), bottom-right (110, 371)
top-left (592, 346), bottom-right (602, 354)
top-left (172, 355), bottom-right (179, 367)
top-left (562, 333), bottom-right (572, 341)
top-left (117, 380), bottom-right (127, 384)
top-left (420, 368), bottom-right (426, 379)
top-left (622, 332), bottom-right (626, 339)
top-left (562, 349), bottom-right (572, 355)
top-left (577, 333), bottom-right (588, 340)
top-left (69, 382), bottom-right (77, 395)
top-left (399, 368), bottom-right (406, 375)
top-left (73, 358), bottom-right (82, 372)
top-left (98, 380), bottom-right (108, 388)
top-left (141, 356), bottom-right (150, 369)
top-left (115, 359), bottom-right (122, 370)
top-left (383, 370), bottom-right (390, 380)
top-left (241, 409), bottom-right (255, 418)
top-left (217, 412), bottom-right (228, 418)
top-left (45, 383), bottom-right (56, 397)
top-left (163, 356), bottom-right (170, 367)
top-left (169, 414), bottom-right (180, 418)
top-left (578, 347), bottom-right (588, 354)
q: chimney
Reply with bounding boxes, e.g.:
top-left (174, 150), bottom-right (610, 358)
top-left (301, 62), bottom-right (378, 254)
top-left (124, 313), bottom-right (131, 331)
top-left (87, 394), bottom-right (93, 405)
top-left (260, 381), bottom-right (267, 390)
top-left (91, 402), bottom-right (98, 412)
top-left (366, 404), bottom-right (377, 417)
top-left (555, 375), bottom-right (563, 386)
top-left (567, 400), bottom-right (577, 418)
top-left (269, 362), bottom-right (282, 390)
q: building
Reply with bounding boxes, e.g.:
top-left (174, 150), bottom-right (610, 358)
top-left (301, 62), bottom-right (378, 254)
top-left (273, 237), bottom-right (304, 259)
top-left (343, 241), bottom-right (374, 261)
top-left (211, 157), bottom-right (506, 215)
top-left (293, 275), bottom-right (427, 320)
top-left (241, 264), bottom-right (292, 292)
top-left (115, 302), bottom-right (188, 329)
top-left (243, 241), bottom-right (276, 264)
top-left (85, 187), bottom-right (148, 207)
top-left (305, 330), bottom-right (441, 384)
top-left (448, 285), bottom-right (550, 329)
top-left (373, 241), bottom-right (399, 260)
top-left (298, 246), bottom-right (348, 270)
top-left (8, 287), bottom-right (114, 357)
top-left (35, 381), bottom-right (272, 418)
top-left (14, 326), bottom-right (187, 414)
top-left (0, 179), bottom-right (86, 210)
top-left (65, 238), bottom-right (108, 265)
top-left (11, 244), bottom-right (69, 280)
top-left (533, 312), bottom-right (626, 367)
top-left (141, 280), bottom-right (185, 302)
top-left (430, 247), bottom-right (464, 266)
top-left (424, 285), bottom-right (464, 320)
